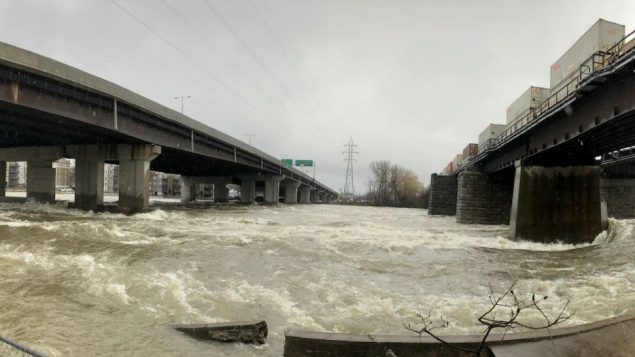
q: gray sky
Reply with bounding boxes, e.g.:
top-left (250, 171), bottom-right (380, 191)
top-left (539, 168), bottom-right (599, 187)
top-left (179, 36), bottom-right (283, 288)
top-left (1, 0), bottom-right (634, 192)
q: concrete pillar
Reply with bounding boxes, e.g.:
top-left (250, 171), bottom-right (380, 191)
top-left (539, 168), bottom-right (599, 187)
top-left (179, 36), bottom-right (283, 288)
top-left (428, 173), bottom-right (457, 216)
top-left (180, 176), bottom-right (195, 203)
top-left (510, 164), bottom-right (602, 244)
top-left (74, 158), bottom-right (105, 210)
top-left (0, 161), bottom-right (5, 197)
top-left (239, 175), bottom-right (257, 204)
top-left (310, 190), bottom-right (320, 203)
top-left (456, 170), bottom-right (514, 225)
top-left (213, 182), bottom-right (230, 203)
top-left (299, 187), bottom-right (312, 204)
top-left (264, 175), bottom-right (283, 204)
top-left (117, 144), bottom-right (161, 214)
top-left (283, 181), bottom-right (300, 204)
top-left (68, 146), bottom-right (106, 210)
top-left (27, 161), bottom-right (56, 203)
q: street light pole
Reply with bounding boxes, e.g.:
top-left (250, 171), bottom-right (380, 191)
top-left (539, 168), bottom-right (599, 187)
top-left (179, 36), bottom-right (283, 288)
top-left (174, 96), bottom-right (191, 114)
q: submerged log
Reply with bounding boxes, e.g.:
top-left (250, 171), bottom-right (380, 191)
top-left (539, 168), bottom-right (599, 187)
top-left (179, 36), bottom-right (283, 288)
top-left (173, 320), bottom-right (268, 345)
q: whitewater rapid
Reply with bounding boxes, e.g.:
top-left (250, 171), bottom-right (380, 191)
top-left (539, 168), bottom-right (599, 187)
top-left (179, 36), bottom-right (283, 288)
top-left (0, 201), bottom-right (633, 356)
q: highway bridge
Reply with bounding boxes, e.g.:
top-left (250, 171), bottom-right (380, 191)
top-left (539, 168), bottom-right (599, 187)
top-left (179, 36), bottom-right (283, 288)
top-left (428, 29), bottom-right (635, 244)
top-left (0, 41), bottom-right (337, 213)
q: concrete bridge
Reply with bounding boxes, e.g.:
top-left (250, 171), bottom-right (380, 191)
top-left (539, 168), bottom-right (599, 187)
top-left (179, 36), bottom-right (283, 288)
top-left (429, 29), bottom-right (635, 244)
top-left (0, 42), bottom-right (337, 213)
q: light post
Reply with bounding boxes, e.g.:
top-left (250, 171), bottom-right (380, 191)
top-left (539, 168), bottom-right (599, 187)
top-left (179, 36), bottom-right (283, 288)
top-left (174, 96), bottom-right (191, 114)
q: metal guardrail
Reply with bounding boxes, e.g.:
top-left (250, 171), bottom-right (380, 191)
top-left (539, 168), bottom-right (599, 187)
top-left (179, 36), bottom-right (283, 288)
top-left (477, 30), bottom-right (635, 156)
top-left (450, 30), bottom-right (635, 174)
top-left (0, 335), bottom-right (47, 357)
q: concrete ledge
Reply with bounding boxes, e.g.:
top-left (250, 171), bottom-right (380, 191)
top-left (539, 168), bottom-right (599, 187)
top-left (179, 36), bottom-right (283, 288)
top-left (284, 312), bottom-right (635, 356)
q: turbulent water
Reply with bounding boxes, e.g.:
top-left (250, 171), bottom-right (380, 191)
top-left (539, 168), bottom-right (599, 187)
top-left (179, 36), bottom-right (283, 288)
top-left (0, 200), bottom-right (633, 356)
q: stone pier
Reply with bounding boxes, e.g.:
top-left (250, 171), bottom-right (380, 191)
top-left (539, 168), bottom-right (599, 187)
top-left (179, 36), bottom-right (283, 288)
top-left (456, 170), bottom-right (514, 225)
top-left (510, 164), bottom-right (602, 244)
top-left (601, 178), bottom-right (635, 218)
top-left (427, 173), bottom-right (457, 215)
top-left (213, 181), bottom-right (230, 203)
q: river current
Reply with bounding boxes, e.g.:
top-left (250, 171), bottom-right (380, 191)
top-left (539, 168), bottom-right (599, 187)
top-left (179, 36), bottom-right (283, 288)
top-left (0, 200), bottom-right (633, 356)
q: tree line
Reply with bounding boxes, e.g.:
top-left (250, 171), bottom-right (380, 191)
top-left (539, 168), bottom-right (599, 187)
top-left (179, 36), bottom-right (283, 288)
top-left (363, 160), bottom-right (428, 208)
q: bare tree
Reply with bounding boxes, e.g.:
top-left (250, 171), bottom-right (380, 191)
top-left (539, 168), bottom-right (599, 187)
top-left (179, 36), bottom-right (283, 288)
top-left (403, 281), bottom-right (573, 356)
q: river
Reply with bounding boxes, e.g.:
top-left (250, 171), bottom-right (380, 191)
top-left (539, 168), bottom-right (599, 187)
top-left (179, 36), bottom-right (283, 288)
top-left (0, 200), bottom-right (632, 356)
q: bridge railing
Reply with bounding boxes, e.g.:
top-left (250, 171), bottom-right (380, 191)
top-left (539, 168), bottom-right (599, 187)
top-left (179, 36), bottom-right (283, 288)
top-left (481, 30), bottom-right (635, 154)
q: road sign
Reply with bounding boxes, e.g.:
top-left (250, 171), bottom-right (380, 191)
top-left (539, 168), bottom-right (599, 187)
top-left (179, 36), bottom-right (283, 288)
top-left (295, 160), bottom-right (314, 167)
top-left (281, 159), bottom-right (293, 167)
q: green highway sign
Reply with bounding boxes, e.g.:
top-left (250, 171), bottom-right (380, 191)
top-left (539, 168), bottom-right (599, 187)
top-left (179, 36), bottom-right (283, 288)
top-left (295, 160), bottom-right (314, 167)
top-left (281, 159), bottom-right (293, 167)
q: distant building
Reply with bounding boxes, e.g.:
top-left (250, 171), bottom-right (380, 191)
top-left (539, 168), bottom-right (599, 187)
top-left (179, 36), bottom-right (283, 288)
top-left (7, 162), bottom-right (26, 188)
top-left (53, 159), bottom-right (74, 188)
top-left (162, 174), bottom-right (181, 197)
top-left (149, 171), bottom-right (165, 196)
top-left (104, 164), bottom-right (119, 193)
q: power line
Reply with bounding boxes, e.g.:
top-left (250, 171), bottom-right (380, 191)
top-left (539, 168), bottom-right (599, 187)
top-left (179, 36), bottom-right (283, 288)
top-left (259, 0), bottom-right (345, 132)
top-left (159, 0), bottom-right (333, 152)
top-left (201, 0), bottom-right (338, 148)
top-left (246, 0), bottom-right (340, 139)
top-left (342, 136), bottom-right (358, 200)
top-left (106, 0), bottom-right (287, 131)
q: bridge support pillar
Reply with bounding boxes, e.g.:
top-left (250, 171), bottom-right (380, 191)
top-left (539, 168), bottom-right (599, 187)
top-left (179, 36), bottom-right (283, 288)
top-left (26, 161), bottom-right (56, 203)
top-left (180, 176), bottom-right (195, 203)
top-left (239, 175), bottom-right (257, 204)
top-left (428, 174), bottom-right (457, 216)
top-left (310, 190), bottom-right (320, 203)
top-left (0, 161), bottom-right (5, 197)
top-left (600, 178), bottom-right (635, 218)
top-left (299, 187), bottom-right (312, 204)
top-left (264, 175), bottom-right (283, 204)
top-left (283, 181), bottom-right (300, 204)
top-left (456, 170), bottom-right (514, 225)
top-left (74, 158), bottom-right (105, 210)
top-left (117, 144), bottom-right (161, 214)
top-left (510, 164), bottom-right (603, 244)
top-left (69, 146), bottom-right (106, 210)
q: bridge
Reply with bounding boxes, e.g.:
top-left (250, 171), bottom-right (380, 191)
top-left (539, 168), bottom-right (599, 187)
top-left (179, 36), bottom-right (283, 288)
top-left (0, 41), bottom-right (337, 213)
top-left (428, 23), bottom-right (635, 244)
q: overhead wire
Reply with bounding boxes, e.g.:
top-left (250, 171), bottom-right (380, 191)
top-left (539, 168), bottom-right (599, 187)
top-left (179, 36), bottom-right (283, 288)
top-left (246, 0), bottom-right (341, 144)
top-left (201, 0), bottom-right (339, 148)
top-left (159, 0), bottom-right (334, 152)
top-left (106, 0), bottom-right (288, 133)
top-left (259, 0), bottom-right (347, 134)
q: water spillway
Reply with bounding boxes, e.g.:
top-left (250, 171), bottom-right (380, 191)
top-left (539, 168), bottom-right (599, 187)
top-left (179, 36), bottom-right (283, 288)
top-left (0, 202), bottom-right (632, 356)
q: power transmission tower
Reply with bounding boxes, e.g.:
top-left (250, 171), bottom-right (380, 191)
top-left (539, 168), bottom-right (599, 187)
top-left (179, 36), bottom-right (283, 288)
top-left (342, 137), bottom-right (358, 201)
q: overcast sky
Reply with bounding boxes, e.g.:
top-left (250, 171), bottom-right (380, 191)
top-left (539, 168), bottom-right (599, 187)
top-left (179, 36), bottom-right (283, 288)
top-left (1, 0), bottom-right (634, 193)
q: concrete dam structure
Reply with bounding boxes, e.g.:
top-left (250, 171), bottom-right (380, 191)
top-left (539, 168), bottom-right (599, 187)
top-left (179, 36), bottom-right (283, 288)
top-left (0, 41), bottom-right (337, 213)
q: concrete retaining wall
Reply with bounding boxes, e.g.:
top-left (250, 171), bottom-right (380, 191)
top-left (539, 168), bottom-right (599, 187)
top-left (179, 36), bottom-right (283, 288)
top-left (284, 312), bottom-right (635, 357)
top-left (428, 174), bottom-right (457, 216)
